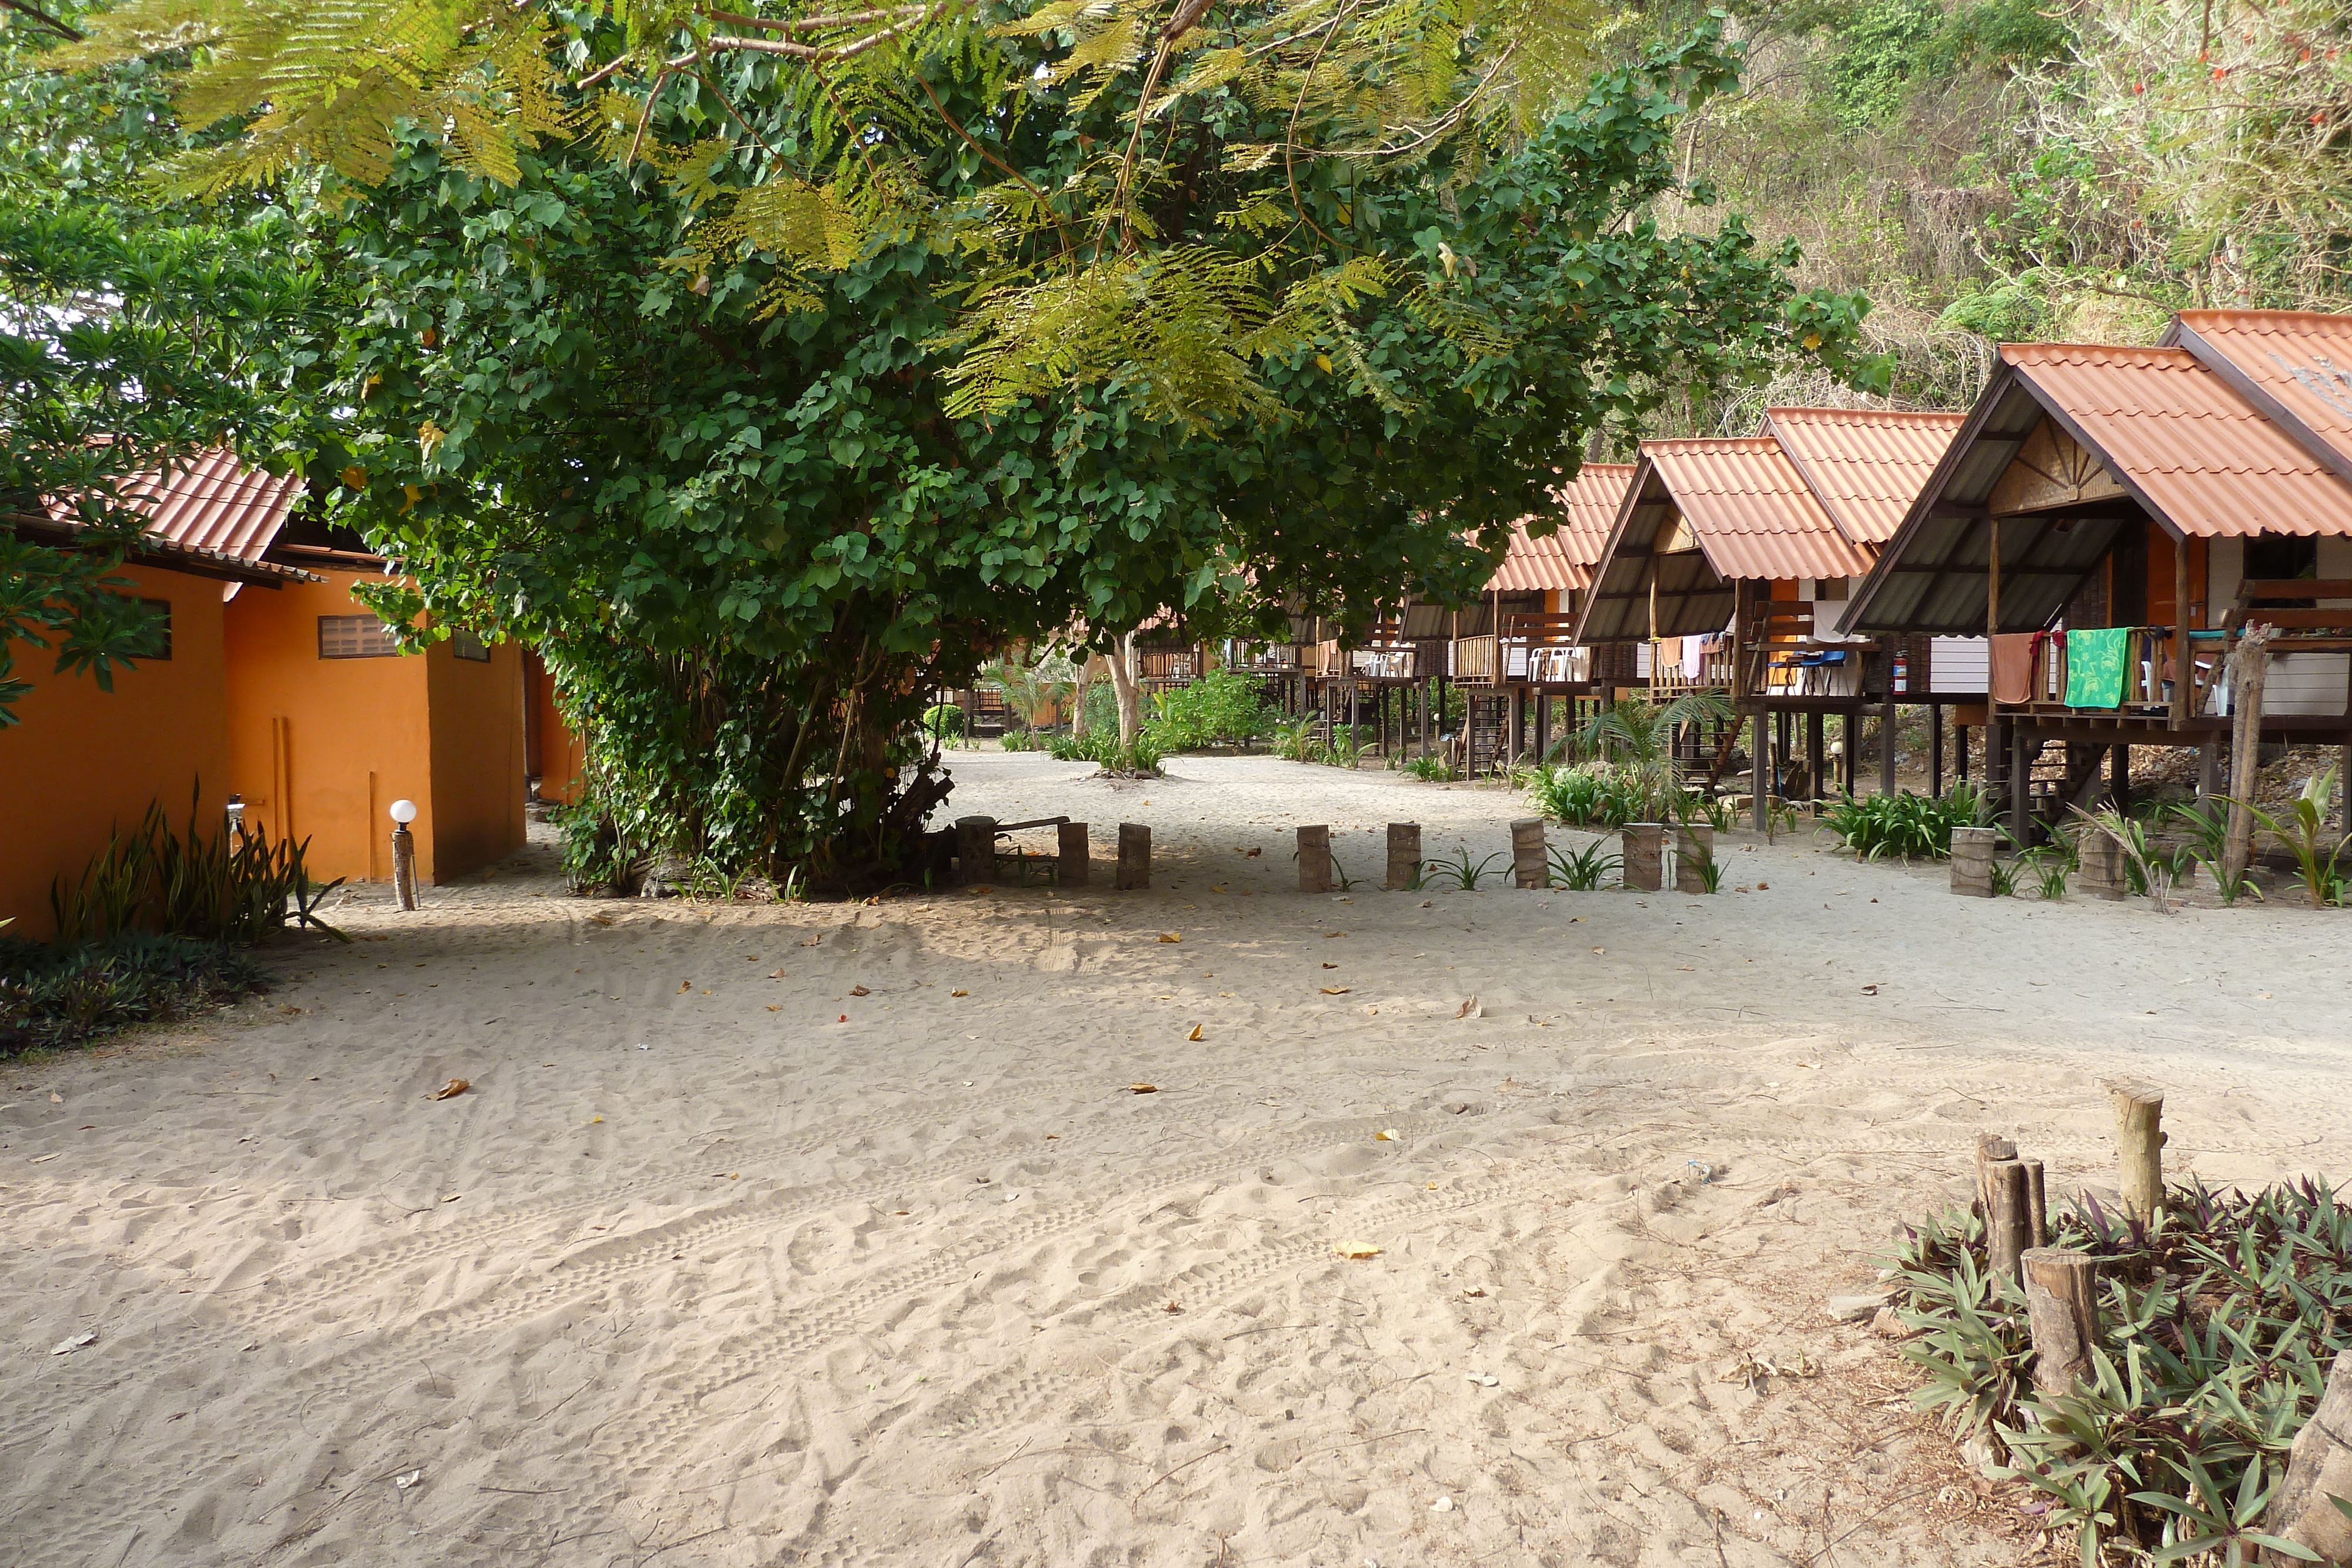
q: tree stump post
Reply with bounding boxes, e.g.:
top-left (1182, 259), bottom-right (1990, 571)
top-left (2107, 1079), bottom-right (2164, 1222)
top-left (1950, 825), bottom-right (1996, 897)
top-left (1975, 1131), bottom-right (2019, 1219)
top-left (1385, 823), bottom-right (1421, 890)
top-left (1116, 823), bottom-right (1151, 891)
top-left (1674, 824), bottom-right (1714, 893)
top-left (1298, 825), bottom-right (1332, 894)
top-left (1511, 818), bottom-right (1548, 889)
top-left (956, 815), bottom-right (998, 886)
top-left (2263, 1348), bottom-right (2352, 1566)
top-left (1057, 821), bottom-right (1091, 888)
top-left (1987, 1159), bottom-right (2032, 1283)
top-left (390, 825), bottom-right (418, 912)
top-left (2079, 833), bottom-right (2126, 900)
top-left (1622, 824), bottom-right (1663, 891)
top-left (2022, 1156), bottom-right (2049, 1248)
top-left (2021, 1249), bottom-right (2101, 1395)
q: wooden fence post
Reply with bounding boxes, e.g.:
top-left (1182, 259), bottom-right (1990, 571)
top-left (2221, 624), bottom-right (2277, 895)
top-left (1987, 1159), bottom-right (2032, 1283)
top-left (1950, 826), bottom-right (1996, 897)
top-left (2079, 833), bottom-right (2125, 900)
top-left (1116, 823), bottom-right (1151, 890)
top-left (1511, 818), bottom-right (1548, 888)
top-left (2264, 1348), bottom-right (2352, 1564)
top-left (1975, 1132), bottom-right (2017, 1218)
top-left (2022, 1249), bottom-right (2100, 1394)
top-left (1385, 823), bottom-right (1421, 890)
top-left (1299, 825), bottom-right (1331, 894)
top-left (956, 815), bottom-right (998, 885)
top-left (2108, 1079), bottom-right (2164, 1221)
top-left (1058, 821), bottom-right (1090, 888)
top-left (1673, 824), bottom-right (1713, 893)
top-left (1621, 824), bottom-right (1663, 891)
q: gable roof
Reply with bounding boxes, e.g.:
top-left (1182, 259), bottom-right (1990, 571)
top-left (1643, 438), bottom-right (1877, 581)
top-left (1764, 408), bottom-right (1967, 545)
top-left (1842, 338), bottom-right (2352, 636)
top-left (1485, 463), bottom-right (1635, 594)
top-left (2167, 309), bottom-right (2352, 483)
top-left (22, 448), bottom-right (318, 587)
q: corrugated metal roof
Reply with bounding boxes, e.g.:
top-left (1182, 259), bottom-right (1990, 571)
top-left (1764, 408), bottom-right (1966, 545)
top-left (1572, 458), bottom-right (1739, 643)
top-left (42, 446), bottom-right (308, 561)
top-left (2169, 309), bottom-right (2352, 482)
top-left (2003, 343), bottom-right (2352, 537)
top-left (1642, 437), bottom-right (1877, 580)
top-left (1483, 464), bottom-right (1633, 594)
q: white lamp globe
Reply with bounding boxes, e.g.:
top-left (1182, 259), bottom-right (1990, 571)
top-left (389, 799), bottom-right (419, 825)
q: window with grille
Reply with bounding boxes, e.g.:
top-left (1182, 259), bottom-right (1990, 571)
top-left (451, 630), bottom-right (490, 663)
top-left (136, 599), bottom-right (173, 660)
top-left (318, 614), bottom-right (399, 659)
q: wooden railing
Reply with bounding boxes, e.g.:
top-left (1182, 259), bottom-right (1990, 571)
top-left (1449, 634), bottom-right (1499, 684)
top-left (1649, 636), bottom-right (1735, 697)
top-left (1227, 640), bottom-right (1303, 671)
top-left (1998, 624), bottom-right (2350, 721)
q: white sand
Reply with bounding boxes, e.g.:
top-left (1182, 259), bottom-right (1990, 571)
top-left (5, 750), bottom-right (2350, 1567)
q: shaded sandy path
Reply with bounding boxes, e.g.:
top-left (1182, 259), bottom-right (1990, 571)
top-left (4, 751), bottom-right (2347, 1568)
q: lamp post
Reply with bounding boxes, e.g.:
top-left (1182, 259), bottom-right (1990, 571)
top-left (389, 799), bottom-right (419, 911)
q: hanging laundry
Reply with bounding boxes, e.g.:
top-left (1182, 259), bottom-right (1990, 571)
top-left (2064, 626), bottom-right (2130, 708)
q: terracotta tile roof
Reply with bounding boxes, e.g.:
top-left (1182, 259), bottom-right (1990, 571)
top-left (2003, 342), bottom-right (2352, 537)
top-left (1641, 437), bottom-right (1876, 580)
top-left (1763, 408), bottom-right (1967, 545)
top-left (119, 447), bottom-right (307, 560)
top-left (1486, 463), bottom-right (1635, 594)
top-left (2169, 309), bottom-right (2352, 482)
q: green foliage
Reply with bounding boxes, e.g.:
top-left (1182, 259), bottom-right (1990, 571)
top-left (1400, 754), bottom-right (1455, 783)
top-left (1818, 790), bottom-right (1980, 861)
top-left (1547, 838), bottom-right (1622, 891)
top-left (555, 785), bottom-right (656, 898)
top-left (1822, 0), bottom-right (1943, 130)
top-left (1, 0), bottom-right (326, 727)
top-left (0, 931), bottom-right (270, 1055)
top-left (48, 786), bottom-right (345, 946)
top-left (1987, 854), bottom-right (2021, 898)
top-left (923, 704), bottom-right (967, 744)
top-left (1044, 727), bottom-right (1160, 775)
top-left (1421, 848), bottom-right (1506, 892)
top-left (1527, 760), bottom-right (1655, 830)
top-left (2170, 799), bottom-right (2261, 906)
top-left (996, 728), bottom-right (1044, 753)
top-left (2069, 803), bottom-right (2179, 910)
top-left (2241, 768), bottom-right (2351, 911)
top-left (1890, 1178), bottom-right (2352, 1565)
top-left (1142, 670), bottom-right (1271, 753)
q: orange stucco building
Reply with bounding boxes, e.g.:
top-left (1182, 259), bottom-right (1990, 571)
top-left (4, 452), bottom-right (529, 937)
top-left (0, 547), bottom-right (289, 938)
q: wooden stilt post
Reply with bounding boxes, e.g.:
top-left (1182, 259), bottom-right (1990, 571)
top-left (1115, 823), bottom-right (1151, 890)
top-left (1751, 707), bottom-right (1769, 835)
top-left (2222, 625), bottom-right (2278, 894)
top-left (1929, 703), bottom-right (1944, 798)
top-left (1298, 825), bottom-right (1331, 894)
top-left (1511, 818), bottom-right (1547, 888)
top-left (1384, 823), bottom-right (1421, 890)
top-left (1881, 690), bottom-right (1898, 796)
top-left (2022, 1249), bottom-right (2101, 1393)
top-left (1058, 821), bottom-right (1091, 887)
top-left (2107, 1079), bottom-right (2164, 1222)
top-left (2011, 726), bottom-right (2032, 845)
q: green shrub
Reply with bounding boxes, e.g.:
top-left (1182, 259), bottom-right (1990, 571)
top-left (1143, 669), bottom-right (1273, 753)
top-left (49, 786), bottom-right (345, 945)
top-left (1526, 762), bottom-right (1655, 829)
top-left (921, 703), bottom-right (965, 743)
top-left (1546, 838), bottom-right (1621, 890)
top-left (1891, 1178), bottom-right (2352, 1567)
top-left (997, 728), bottom-right (1043, 752)
top-left (556, 785), bottom-right (657, 897)
top-left (1819, 789), bottom-right (1981, 861)
top-left (1400, 754), bottom-right (1454, 782)
top-left (0, 933), bottom-right (270, 1055)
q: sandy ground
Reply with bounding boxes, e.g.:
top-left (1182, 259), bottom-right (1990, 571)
top-left (6, 750), bottom-right (2352, 1568)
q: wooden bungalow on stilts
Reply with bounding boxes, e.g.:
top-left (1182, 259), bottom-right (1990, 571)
top-left (1445, 463), bottom-right (1636, 775)
top-left (1573, 412), bottom-right (1984, 824)
top-left (1840, 312), bottom-right (2352, 844)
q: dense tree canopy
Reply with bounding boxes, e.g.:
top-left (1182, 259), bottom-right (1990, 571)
top-left (298, 9), bottom-right (1868, 884)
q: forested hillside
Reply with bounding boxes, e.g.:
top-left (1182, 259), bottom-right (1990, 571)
top-left (1640, 0), bottom-right (2350, 430)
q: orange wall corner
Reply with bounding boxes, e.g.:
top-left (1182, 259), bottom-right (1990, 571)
top-left (0, 564), bottom-right (234, 940)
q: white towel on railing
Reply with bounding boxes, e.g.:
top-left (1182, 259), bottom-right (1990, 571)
top-left (1682, 635), bottom-right (1708, 680)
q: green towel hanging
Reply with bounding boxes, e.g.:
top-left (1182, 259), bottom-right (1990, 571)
top-left (2064, 627), bottom-right (2130, 708)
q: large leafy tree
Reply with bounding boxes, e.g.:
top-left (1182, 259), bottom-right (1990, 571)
top-left (295, 8), bottom-right (1870, 887)
top-left (0, 0), bottom-right (324, 726)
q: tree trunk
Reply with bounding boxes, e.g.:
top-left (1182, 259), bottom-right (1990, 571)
top-left (1074, 654), bottom-right (1111, 739)
top-left (1107, 634), bottom-right (1143, 749)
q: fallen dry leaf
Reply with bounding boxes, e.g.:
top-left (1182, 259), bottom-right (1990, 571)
top-left (951, 989), bottom-right (969, 998)
top-left (1324, 931), bottom-right (1346, 938)
top-left (677, 981), bottom-right (692, 994)
top-left (1129, 1083), bottom-right (1158, 1094)
top-left (799, 937), bottom-right (821, 947)
top-left (1320, 986), bottom-right (1349, 995)
top-left (1591, 947), bottom-right (1606, 956)
top-left (1187, 1024), bottom-right (1204, 1041)
top-left (1462, 1286), bottom-right (1486, 1298)
top-left (766, 1004), bottom-right (781, 1012)
top-left (1322, 961), bottom-right (1338, 969)
top-left (1456, 997), bottom-right (1481, 1019)
top-left (586, 914), bottom-right (614, 927)
top-left (589, 1114), bottom-right (603, 1124)
top-left (1157, 932), bottom-right (1182, 943)
top-left (767, 968), bottom-right (785, 978)
top-left (1374, 1128), bottom-right (1399, 1142)
top-left (1756, 881), bottom-right (1769, 891)
top-left (429, 1078), bottom-right (470, 1101)
top-left (1245, 847), bottom-right (1261, 857)
top-left (49, 1091), bottom-right (62, 1104)
top-left (1335, 1241), bottom-right (1382, 1260)
top-left (849, 985), bottom-right (870, 997)
top-left (1861, 984), bottom-right (1879, 996)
